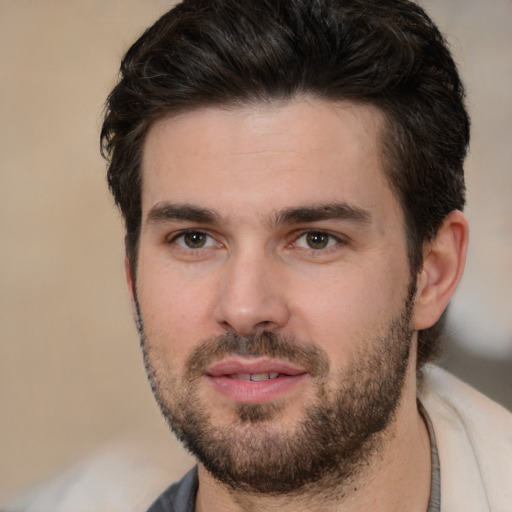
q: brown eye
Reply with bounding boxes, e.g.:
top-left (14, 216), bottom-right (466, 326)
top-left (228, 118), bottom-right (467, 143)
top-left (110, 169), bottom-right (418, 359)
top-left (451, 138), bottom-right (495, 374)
top-left (183, 232), bottom-right (207, 248)
top-left (294, 231), bottom-right (339, 250)
top-left (174, 231), bottom-right (214, 249)
top-left (305, 232), bottom-right (330, 249)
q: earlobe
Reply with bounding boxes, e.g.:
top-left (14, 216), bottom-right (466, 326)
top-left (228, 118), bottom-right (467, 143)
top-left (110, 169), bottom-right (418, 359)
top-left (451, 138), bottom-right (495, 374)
top-left (413, 210), bottom-right (469, 330)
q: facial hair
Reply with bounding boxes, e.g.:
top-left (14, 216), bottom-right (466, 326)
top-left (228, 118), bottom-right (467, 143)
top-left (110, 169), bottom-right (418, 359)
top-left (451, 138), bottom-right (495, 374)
top-left (136, 289), bottom-right (414, 495)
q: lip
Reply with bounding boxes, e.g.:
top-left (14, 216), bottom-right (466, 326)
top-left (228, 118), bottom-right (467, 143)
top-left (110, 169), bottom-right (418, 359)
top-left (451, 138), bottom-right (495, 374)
top-left (206, 357), bottom-right (307, 377)
top-left (204, 357), bottom-right (309, 404)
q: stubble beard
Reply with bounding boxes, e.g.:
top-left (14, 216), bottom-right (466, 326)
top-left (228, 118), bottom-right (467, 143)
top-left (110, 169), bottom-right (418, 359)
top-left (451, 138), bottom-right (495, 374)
top-left (137, 289), bottom-right (415, 496)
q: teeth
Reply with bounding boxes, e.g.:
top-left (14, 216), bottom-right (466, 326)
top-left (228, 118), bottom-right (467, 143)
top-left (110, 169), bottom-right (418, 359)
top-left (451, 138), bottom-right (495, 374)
top-left (250, 372), bottom-right (270, 381)
top-left (231, 372), bottom-right (281, 381)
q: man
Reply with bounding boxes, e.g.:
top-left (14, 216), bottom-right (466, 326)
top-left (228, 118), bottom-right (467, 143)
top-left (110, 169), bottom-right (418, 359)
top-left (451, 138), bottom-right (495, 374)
top-left (99, 1), bottom-right (512, 511)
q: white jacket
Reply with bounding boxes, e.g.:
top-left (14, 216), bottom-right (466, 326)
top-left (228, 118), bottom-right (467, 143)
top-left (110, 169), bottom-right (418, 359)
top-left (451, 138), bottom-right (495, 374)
top-left (420, 366), bottom-right (512, 512)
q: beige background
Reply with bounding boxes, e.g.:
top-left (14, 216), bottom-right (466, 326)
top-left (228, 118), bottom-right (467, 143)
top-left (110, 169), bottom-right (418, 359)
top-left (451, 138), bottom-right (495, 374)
top-left (1, 0), bottom-right (511, 500)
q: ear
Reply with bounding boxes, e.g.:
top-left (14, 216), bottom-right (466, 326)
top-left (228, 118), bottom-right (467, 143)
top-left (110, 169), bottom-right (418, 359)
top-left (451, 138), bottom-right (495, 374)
top-left (413, 210), bottom-right (469, 330)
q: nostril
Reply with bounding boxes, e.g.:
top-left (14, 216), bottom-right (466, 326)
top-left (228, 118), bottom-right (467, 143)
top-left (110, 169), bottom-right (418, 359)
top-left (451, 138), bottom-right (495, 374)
top-left (252, 320), bottom-right (280, 336)
top-left (255, 320), bottom-right (274, 330)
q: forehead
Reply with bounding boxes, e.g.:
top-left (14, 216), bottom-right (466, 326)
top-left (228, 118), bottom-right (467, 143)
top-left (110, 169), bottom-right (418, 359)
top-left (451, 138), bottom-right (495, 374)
top-left (140, 99), bottom-right (397, 221)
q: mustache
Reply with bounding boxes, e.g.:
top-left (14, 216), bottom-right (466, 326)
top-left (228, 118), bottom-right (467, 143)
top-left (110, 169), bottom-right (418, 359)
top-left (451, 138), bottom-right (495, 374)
top-left (185, 331), bottom-right (330, 379)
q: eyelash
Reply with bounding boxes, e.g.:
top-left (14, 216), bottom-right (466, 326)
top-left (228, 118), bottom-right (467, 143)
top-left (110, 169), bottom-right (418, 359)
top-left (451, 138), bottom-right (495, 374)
top-left (291, 230), bottom-right (346, 252)
top-left (167, 230), bottom-right (220, 251)
top-left (165, 229), bottom-right (347, 256)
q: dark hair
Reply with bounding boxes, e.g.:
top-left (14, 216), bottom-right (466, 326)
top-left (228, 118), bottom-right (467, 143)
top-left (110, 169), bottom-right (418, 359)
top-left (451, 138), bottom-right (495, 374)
top-left (101, 0), bottom-right (469, 367)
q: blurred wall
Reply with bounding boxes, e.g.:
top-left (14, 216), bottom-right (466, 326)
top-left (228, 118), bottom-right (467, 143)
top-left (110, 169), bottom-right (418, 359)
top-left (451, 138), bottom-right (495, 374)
top-left (1, 0), bottom-right (511, 499)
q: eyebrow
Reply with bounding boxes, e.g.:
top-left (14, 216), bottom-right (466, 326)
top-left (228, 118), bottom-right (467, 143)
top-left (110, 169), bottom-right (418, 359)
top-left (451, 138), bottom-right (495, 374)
top-left (146, 202), bottom-right (222, 226)
top-left (273, 202), bottom-right (372, 226)
top-left (145, 201), bottom-right (372, 229)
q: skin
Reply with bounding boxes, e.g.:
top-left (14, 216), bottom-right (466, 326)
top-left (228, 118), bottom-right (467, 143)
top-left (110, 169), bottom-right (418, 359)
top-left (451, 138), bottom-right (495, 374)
top-left (128, 98), bottom-right (468, 511)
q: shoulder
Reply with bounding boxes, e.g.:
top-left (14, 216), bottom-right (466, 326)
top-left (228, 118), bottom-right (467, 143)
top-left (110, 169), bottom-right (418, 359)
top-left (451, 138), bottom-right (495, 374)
top-left (419, 365), bottom-right (512, 512)
top-left (146, 467), bottom-right (198, 512)
top-left (5, 434), bottom-right (194, 512)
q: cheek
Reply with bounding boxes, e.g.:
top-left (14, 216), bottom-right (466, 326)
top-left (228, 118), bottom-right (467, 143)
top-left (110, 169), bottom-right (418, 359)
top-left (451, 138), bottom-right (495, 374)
top-left (136, 258), bottom-right (220, 354)
top-left (289, 264), bottom-right (408, 355)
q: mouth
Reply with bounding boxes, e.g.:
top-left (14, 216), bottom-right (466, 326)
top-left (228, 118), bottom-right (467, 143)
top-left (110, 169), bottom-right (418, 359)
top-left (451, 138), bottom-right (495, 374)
top-left (228, 372), bottom-right (281, 381)
top-left (204, 358), bottom-right (309, 404)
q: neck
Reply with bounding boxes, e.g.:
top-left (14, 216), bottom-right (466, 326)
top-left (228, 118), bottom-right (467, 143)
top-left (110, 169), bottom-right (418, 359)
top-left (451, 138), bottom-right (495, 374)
top-left (195, 361), bottom-right (431, 512)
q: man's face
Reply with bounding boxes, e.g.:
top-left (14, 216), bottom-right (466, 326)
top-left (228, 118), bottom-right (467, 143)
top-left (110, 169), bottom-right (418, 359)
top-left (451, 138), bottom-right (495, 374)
top-left (134, 99), bottom-right (417, 492)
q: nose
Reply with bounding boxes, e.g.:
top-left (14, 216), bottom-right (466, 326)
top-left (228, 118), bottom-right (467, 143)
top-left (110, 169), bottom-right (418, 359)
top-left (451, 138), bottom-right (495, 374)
top-left (213, 250), bottom-right (291, 336)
